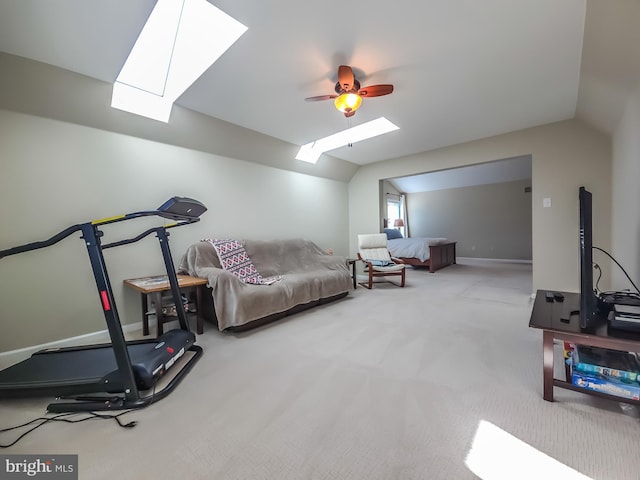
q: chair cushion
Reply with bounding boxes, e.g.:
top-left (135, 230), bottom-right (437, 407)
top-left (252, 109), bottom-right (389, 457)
top-left (360, 247), bottom-right (391, 262)
top-left (358, 233), bottom-right (388, 249)
top-left (371, 263), bottom-right (405, 272)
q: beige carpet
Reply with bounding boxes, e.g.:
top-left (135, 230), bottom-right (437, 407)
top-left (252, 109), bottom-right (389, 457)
top-left (1, 259), bottom-right (639, 480)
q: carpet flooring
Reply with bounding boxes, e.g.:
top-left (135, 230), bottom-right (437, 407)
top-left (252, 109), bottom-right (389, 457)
top-left (1, 259), bottom-right (639, 479)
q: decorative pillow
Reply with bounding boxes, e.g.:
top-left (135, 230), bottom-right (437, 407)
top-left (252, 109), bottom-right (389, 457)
top-left (203, 239), bottom-right (281, 285)
top-left (384, 228), bottom-right (403, 240)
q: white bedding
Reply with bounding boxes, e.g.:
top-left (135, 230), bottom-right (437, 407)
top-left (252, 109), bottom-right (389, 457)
top-left (387, 237), bottom-right (449, 262)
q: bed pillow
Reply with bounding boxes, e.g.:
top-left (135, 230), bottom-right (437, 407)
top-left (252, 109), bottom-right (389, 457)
top-left (384, 228), bottom-right (403, 240)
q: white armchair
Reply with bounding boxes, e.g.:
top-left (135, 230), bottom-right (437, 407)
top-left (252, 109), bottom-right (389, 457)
top-left (357, 233), bottom-right (406, 289)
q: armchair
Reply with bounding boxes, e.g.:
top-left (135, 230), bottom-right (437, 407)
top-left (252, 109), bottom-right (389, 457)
top-left (357, 233), bottom-right (406, 289)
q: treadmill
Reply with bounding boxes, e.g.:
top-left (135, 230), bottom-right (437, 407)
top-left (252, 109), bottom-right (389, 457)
top-left (0, 196), bottom-right (206, 412)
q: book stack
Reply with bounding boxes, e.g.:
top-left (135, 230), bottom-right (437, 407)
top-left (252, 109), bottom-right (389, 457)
top-left (567, 345), bottom-right (640, 400)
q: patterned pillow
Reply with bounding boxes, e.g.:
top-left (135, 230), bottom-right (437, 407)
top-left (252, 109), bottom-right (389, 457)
top-left (203, 239), bottom-right (280, 285)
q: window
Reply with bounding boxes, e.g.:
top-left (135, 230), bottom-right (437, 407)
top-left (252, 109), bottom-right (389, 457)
top-left (386, 196), bottom-right (406, 235)
top-left (387, 198), bottom-right (401, 226)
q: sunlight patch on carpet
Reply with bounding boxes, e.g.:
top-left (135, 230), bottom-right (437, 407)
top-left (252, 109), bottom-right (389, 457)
top-left (465, 420), bottom-right (592, 480)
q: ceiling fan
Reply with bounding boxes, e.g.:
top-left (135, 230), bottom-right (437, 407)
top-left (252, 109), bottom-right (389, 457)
top-left (305, 65), bottom-right (394, 118)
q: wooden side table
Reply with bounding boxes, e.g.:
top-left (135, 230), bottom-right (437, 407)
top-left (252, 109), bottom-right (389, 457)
top-left (347, 259), bottom-right (357, 289)
top-left (124, 274), bottom-right (209, 336)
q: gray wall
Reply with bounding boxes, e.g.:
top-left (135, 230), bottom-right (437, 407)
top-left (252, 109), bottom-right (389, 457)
top-left (612, 84), bottom-right (640, 291)
top-left (0, 54), bottom-right (357, 352)
top-left (406, 180), bottom-right (532, 260)
top-left (348, 120), bottom-right (612, 295)
top-left (0, 115), bottom-right (349, 352)
top-left (0, 52), bottom-right (358, 184)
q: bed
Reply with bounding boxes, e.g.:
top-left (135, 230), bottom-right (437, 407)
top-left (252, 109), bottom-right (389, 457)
top-left (384, 229), bottom-right (457, 273)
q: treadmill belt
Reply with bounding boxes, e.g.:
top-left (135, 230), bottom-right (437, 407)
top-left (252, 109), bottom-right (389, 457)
top-left (0, 347), bottom-right (120, 388)
top-left (0, 329), bottom-right (194, 398)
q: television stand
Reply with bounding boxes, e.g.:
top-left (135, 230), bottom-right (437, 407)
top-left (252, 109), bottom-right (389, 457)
top-left (529, 290), bottom-right (640, 405)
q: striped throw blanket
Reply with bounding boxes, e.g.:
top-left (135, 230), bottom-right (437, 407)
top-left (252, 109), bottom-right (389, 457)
top-left (203, 239), bottom-right (281, 285)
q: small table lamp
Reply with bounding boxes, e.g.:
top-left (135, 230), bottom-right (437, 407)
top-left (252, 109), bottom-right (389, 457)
top-left (393, 219), bottom-right (404, 228)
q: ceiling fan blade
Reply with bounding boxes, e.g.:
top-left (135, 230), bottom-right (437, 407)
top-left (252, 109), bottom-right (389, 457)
top-left (358, 84), bottom-right (394, 97)
top-left (305, 94), bottom-right (337, 102)
top-left (338, 65), bottom-right (355, 91)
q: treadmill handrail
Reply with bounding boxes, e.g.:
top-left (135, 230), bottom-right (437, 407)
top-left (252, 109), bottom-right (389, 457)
top-left (0, 200), bottom-right (203, 259)
top-left (0, 223), bottom-right (83, 259)
top-left (91, 209), bottom-right (200, 227)
top-left (102, 219), bottom-right (199, 250)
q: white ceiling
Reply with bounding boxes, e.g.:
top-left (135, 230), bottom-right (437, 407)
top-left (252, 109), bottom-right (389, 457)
top-left (391, 155), bottom-right (531, 193)
top-left (0, 1), bottom-right (637, 170)
top-left (0, 0), bottom-right (589, 167)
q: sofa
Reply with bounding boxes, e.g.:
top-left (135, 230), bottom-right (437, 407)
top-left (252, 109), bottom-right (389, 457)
top-left (178, 238), bottom-right (352, 331)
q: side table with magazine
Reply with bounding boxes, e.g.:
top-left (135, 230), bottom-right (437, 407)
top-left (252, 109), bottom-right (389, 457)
top-left (124, 274), bottom-right (209, 336)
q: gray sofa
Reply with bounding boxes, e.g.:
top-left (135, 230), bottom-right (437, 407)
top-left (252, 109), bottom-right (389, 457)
top-left (178, 239), bottom-right (352, 331)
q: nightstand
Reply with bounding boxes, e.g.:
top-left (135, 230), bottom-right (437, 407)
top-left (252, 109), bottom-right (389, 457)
top-left (124, 274), bottom-right (208, 336)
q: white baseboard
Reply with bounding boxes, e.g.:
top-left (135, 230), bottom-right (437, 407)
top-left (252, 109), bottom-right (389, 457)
top-left (457, 256), bottom-right (532, 264)
top-left (0, 322), bottom-right (143, 369)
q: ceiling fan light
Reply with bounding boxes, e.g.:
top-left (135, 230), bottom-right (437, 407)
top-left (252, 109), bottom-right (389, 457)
top-left (334, 93), bottom-right (362, 113)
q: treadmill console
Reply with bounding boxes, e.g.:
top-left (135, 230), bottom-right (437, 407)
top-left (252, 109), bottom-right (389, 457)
top-left (157, 197), bottom-right (207, 220)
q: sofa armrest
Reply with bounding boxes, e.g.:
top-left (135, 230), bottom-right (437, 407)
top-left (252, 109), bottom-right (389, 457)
top-left (198, 266), bottom-right (240, 288)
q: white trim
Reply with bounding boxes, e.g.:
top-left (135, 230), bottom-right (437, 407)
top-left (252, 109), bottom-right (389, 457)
top-left (0, 322), bottom-right (142, 369)
top-left (457, 256), bottom-right (532, 265)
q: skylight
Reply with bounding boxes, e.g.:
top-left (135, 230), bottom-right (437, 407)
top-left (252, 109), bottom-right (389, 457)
top-left (296, 117), bottom-right (399, 163)
top-left (111, 0), bottom-right (247, 122)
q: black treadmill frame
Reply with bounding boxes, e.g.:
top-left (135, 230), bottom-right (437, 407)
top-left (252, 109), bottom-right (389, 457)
top-left (0, 198), bottom-right (206, 412)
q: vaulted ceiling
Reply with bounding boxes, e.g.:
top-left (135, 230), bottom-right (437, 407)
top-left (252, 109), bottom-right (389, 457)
top-left (0, 1), bottom-right (638, 167)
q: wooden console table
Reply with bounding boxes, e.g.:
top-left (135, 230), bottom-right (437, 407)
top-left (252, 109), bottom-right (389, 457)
top-left (529, 290), bottom-right (640, 405)
top-left (124, 274), bottom-right (208, 336)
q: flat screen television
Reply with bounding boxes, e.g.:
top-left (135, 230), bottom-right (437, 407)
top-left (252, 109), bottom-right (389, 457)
top-left (579, 186), bottom-right (600, 329)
